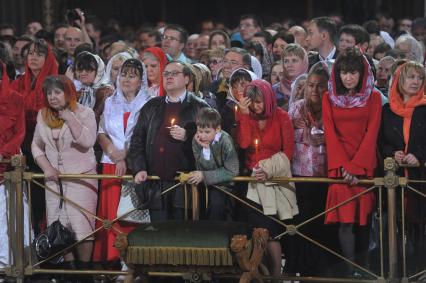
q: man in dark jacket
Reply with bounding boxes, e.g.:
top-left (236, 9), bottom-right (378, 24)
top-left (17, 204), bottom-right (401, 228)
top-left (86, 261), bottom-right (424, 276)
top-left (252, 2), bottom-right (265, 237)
top-left (127, 60), bottom-right (209, 221)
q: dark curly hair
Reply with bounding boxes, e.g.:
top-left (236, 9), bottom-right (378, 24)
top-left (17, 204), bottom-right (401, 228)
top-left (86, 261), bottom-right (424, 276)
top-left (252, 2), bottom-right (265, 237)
top-left (334, 47), bottom-right (365, 94)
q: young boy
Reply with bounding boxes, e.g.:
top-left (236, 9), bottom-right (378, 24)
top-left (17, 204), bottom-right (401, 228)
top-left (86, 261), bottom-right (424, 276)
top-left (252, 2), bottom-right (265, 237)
top-left (188, 108), bottom-right (239, 220)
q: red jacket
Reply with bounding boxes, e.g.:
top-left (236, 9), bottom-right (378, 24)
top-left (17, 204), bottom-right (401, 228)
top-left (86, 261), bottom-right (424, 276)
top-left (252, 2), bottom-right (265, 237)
top-left (237, 108), bottom-right (294, 169)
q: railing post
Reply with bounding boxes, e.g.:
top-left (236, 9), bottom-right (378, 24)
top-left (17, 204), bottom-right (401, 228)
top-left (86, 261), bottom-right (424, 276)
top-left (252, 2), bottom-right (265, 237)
top-left (383, 157), bottom-right (399, 282)
top-left (9, 155), bottom-right (26, 283)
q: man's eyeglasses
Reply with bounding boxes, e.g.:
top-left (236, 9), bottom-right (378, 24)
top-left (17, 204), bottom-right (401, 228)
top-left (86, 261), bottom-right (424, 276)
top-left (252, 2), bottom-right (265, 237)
top-left (163, 70), bottom-right (184, 78)
top-left (223, 59), bottom-right (241, 66)
top-left (162, 35), bottom-right (180, 42)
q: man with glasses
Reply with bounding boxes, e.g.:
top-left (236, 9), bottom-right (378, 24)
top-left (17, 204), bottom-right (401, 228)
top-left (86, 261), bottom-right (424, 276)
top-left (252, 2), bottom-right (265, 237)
top-left (128, 61), bottom-right (209, 221)
top-left (161, 24), bottom-right (192, 63)
top-left (239, 14), bottom-right (262, 43)
top-left (210, 47), bottom-right (251, 112)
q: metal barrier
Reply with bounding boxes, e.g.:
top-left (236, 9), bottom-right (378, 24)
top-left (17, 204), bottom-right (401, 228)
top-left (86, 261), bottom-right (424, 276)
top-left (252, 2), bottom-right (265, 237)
top-left (1, 155), bottom-right (425, 283)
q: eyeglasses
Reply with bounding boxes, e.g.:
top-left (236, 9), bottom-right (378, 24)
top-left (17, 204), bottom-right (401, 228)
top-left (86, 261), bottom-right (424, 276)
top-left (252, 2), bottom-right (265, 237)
top-left (209, 59), bottom-right (223, 65)
top-left (162, 70), bottom-right (184, 78)
top-left (223, 59), bottom-right (241, 66)
top-left (162, 35), bottom-right (180, 42)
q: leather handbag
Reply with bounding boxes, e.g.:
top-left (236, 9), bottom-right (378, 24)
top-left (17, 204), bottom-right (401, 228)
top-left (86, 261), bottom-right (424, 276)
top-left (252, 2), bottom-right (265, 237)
top-left (34, 181), bottom-right (75, 260)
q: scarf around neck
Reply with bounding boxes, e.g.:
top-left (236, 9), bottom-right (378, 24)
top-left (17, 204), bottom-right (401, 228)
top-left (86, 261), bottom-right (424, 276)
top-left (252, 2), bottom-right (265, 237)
top-left (389, 64), bottom-right (426, 149)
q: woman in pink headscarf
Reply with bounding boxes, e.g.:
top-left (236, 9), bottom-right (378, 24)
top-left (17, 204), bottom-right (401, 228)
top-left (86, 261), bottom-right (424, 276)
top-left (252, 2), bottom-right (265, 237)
top-left (272, 43), bottom-right (308, 111)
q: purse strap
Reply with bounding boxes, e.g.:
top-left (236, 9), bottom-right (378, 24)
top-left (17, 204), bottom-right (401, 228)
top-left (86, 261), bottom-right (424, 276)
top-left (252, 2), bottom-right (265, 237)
top-left (59, 180), bottom-right (64, 210)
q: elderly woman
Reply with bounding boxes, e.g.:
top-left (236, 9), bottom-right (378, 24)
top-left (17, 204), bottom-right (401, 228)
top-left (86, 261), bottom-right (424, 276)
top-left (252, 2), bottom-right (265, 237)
top-left (141, 47), bottom-right (167, 98)
top-left (93, 59), bottom-right (151, 264)
top-left (273, 43), bottom-right (308, 111)
top-left (323, 48), bottom-right (382, 277)
top-left (105, 51), bottom-right (134, 88)
top-left (237, 79), bottom-right (296, 280)
top-left (32, 75), bottom-right (98, 273)
top-left (394, 34), bottom-right (424, 64)
top-left (380, 61), bottom-right (426, 272)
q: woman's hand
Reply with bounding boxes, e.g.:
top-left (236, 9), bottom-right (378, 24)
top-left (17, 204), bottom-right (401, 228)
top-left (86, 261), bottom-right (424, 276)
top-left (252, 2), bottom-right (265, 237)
top-left (170, 125), bottom-right (187, 141)
top-left (238, 97), bottom-right (251, 114)
top-left (293, 118), bottom-right (307, 129)
top-left (254, 168), bottom-right (268, 181)
top-left (403, 153), bottom-right (419, 166)
top-left (311, 134), bottom-right (324, 145)
top-left (115, 160), bottom-right (127, 176)
top-left (394, 150), bottom-right (405, 164)
top-left (188, 171), bottom-right (204, 185)
top-left (44, 167), bottom-right (60, 182)
top-left (109, 148), bottom-right (126, 163)
top-left (134, 171), bottom-right (148, 184)
top-left (58, 108), bottom-right (75, 122)
top-left (341, 168), bottom-right (359, 185)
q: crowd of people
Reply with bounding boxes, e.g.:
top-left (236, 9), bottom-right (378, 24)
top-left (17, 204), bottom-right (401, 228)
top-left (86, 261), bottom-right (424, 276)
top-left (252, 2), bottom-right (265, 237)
top-left (0, 9), bottom-right (425, 283)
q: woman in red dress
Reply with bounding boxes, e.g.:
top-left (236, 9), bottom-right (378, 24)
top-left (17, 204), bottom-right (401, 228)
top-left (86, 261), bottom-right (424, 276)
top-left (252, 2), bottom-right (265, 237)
top-left (322, 48), bottom-right (382, 276)
top-left (93, 59), bottom-right (151, 265)
top-left (237, 79), bottom-right (295, 280)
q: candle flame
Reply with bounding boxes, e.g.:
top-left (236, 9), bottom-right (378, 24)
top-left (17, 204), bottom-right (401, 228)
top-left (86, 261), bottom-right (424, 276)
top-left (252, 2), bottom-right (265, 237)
top-left (171, 118), bottom-right (175, 126)
top-left (234, 106), bottom-right (238, 112)
top-left (255, 139), bottom-right (258, 146)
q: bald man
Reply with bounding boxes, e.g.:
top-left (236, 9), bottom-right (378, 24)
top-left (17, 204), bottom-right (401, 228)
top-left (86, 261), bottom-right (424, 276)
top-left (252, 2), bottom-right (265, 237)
top-left (289, 25), bottom-right (308, 49)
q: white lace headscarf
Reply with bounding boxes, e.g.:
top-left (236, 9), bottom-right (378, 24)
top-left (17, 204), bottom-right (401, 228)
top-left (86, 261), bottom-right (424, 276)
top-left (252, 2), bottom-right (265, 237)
top-left (76, 51), bottom-right (110, 109)
top-left (105, 51), bottom-right (134, 87)
top-left (102, 58), bottom-right (150, 154)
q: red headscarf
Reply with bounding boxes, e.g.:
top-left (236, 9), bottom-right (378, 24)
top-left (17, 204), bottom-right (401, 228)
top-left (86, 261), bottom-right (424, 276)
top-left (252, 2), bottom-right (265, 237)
top-left (389, 63), bottom-right (426, 150)
top-left (42, 75), bottom-right (78, 129)
top-left (142, 47), bottom-right (168, 97)
top-left (245, 79), bottom-right (277, 120)
top-left (21, 43), bottom-right (59, 112)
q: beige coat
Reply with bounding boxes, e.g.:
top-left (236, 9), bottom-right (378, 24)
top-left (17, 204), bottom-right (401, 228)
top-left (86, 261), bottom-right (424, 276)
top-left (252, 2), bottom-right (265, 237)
top-left (31, 105), bottom-right (98, 240)
top-left (247, 152), bottom-right (299, 220)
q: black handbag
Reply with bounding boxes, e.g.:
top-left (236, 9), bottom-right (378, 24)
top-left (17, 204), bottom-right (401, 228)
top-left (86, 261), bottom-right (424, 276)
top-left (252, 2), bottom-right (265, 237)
top-left (34, 181), bottom-right (75, 260)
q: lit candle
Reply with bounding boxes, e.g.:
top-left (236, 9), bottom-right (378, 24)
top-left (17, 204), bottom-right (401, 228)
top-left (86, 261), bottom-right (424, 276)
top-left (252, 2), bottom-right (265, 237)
top-left (234, 105), bottom-right (238, 124)
top-left (254, 139), bottom-right (259, 164)
top-left (170, 118), bottom-right (175, 127)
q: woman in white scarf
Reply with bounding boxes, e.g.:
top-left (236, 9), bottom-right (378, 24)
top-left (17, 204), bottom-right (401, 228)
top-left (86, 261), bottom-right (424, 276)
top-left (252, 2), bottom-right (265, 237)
top-left (93, 58), bottom-right (150, 263)
top-left (105, 51), bottom-right (135, 88)
top-left (74, 51), bottom-right (113, 123)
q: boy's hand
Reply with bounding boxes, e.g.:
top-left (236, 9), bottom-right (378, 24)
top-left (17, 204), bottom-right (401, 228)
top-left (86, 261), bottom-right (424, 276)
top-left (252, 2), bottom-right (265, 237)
top-left (195, 133), bottom-right (210, 149)
top-left (188, 171), bottom-right (204, 185)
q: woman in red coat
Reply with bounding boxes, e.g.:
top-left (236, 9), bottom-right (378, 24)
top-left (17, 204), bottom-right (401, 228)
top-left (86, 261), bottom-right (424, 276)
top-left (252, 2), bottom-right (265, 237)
top-left (237, 79), bottom-right (295, 280)
top-left (322, 48), bottom-right (382, 276)
top-left (0, 61), bottom-right (26, 267)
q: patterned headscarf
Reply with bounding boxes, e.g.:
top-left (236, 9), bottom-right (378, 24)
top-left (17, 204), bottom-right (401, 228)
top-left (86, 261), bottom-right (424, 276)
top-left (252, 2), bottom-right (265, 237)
top-left (328, 55), bottom-right (374, 108)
